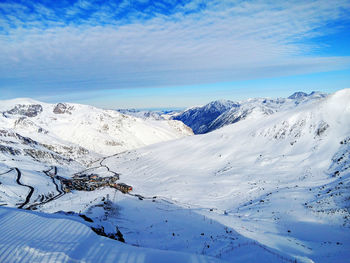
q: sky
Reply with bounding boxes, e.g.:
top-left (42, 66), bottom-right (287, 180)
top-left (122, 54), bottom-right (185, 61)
top-left (0, 0), bottom-right (350, 109)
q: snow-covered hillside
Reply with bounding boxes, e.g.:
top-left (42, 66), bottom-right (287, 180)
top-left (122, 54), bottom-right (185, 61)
top-left (0, 99), bottom-right (193, 157)
top-left (99, 89), bottom-right (350, 262)
top-left (172, 91), bottom-right (327, 134)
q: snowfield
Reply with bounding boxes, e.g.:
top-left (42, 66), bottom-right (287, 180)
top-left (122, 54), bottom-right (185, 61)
top-left (0, 89), bottom-right (349, 262)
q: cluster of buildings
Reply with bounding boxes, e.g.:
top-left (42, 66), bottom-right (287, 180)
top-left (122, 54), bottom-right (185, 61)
top-left (57, 174), bottom-right (132, 193)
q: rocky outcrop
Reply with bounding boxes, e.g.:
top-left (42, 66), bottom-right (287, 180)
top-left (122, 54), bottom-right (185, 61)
top-left (53, 103), bottom-right (74, 114)
top-left (172, 100), bottom-right (238, 134)
top-left (0, 145), bottom-right (21, 155)
top-left (5, 104), bottom-right (43, 117)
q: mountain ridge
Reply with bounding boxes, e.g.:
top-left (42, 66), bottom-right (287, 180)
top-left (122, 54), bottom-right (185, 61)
top-left (0, 99), bottom-right (193, 158)
top-left (172, 91), bottom-right (328, 134)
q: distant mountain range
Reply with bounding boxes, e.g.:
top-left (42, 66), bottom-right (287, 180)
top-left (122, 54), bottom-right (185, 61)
top-left (116, 109), bottom-right (167, 120)
top-left (0, 99), bottom-right (193, 168)
top-left (171, 91), bottom-right (327, 134)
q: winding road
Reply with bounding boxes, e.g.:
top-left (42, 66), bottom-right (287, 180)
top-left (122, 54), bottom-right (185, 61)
top-left (27, 166), bottom-right (65, 210)
top-left (43, 166), bottom-right (65, 201)
top-left (73, 157), bottom-right (120, 179)
top-left (44, 167), bottom-right (62, 195)
top-left (0, 168), bottom-right (14, 176)
top-left (15, 168), bottom-right (35, 209)
top-left (0, 166), bottom-right (66, 210)
top-left (99, 157), bottom-right (120, 178)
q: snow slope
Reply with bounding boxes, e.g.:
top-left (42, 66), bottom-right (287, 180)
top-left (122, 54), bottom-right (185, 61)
top-left (0, 206), bottom-right (225, 263)
top-left (0, 99), bottom-right (193, 156)
top-left (38, 186), bottom-right (286, 263)
top-left (100, 89), bottom-right (350, 262)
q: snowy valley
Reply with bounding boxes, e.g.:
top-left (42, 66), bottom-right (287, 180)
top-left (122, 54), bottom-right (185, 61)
top-left (0, 90), bottom-right (349, 263)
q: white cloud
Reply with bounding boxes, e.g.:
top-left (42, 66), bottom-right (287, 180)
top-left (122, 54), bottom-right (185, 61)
top-left (0, 0), bottom-right (350, 92)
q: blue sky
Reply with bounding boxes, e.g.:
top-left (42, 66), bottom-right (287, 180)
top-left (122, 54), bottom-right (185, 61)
top-left (0, 0), bottom-right (350, 108)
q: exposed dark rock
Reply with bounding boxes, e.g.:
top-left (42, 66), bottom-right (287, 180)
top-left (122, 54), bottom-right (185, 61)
top-left (0, 145), bottom-right (21, 155)
top-left (79, 214), bottom-right (94, 223)
top-left (24, 148), bottom-right (70, 163)
top-left (37, 127), bottom-right (48, 134)
top-left (53, 103), bottom-right (74, 114)
top-left (6, 104), bottom-right (43, 117)
top-left (91, 226), bottom-right (125, 243)
top-left (15, 133), bottom-right (38, 146)
top-left (288, 92), bottom-right (308, 100)
top-left (316, 121), bottom-right (329, 137)
top-left (116, 228), bottom-right (125, 243)
top-left (172, 100), bottom-right (238, 134)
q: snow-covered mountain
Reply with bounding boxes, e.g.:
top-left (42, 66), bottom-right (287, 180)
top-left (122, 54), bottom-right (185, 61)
top-left (98, 89), bottom-right (350, 262)
top-left (0, 98), bottom-right (193, 158)
top-left (116, 109), bottom-right (166, 120)
top-left (0, 90), bottom-right (348, 263)
top-left (116, 108), bottom-right (182, 121)
top-left (172, 99), bottom-right (239, 134)
top-left (172, 92), bottom-right (327, 134)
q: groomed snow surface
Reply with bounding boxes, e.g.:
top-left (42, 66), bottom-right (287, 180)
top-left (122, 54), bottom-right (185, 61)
top-left (0, 207), bottom-right (224, 263)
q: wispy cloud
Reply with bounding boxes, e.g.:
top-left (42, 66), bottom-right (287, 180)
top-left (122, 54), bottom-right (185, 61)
top-left (0, 0), bottom-right (350, 97)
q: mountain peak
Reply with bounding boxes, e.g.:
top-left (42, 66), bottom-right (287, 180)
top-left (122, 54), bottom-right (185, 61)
top-left (205, 99), bottom-right (239, 110)
top-left (308, 91), bottom-right (328, 98)
top-left (288, 91), bottom-right (328, 100)
top-left (288, 92), bottom-right (308, 99)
